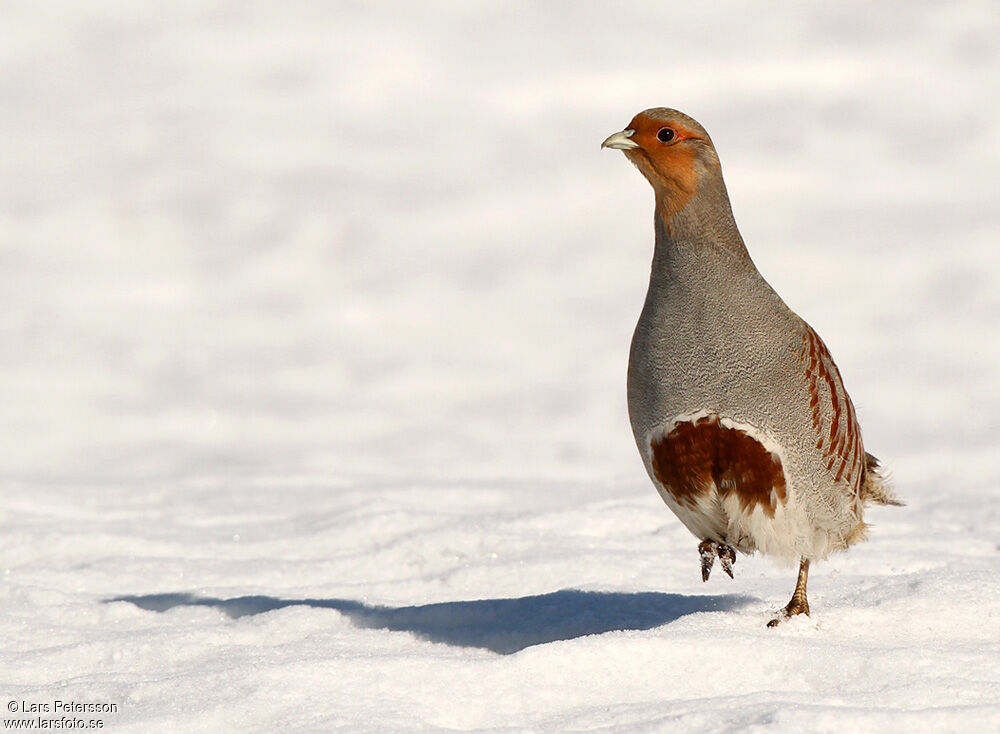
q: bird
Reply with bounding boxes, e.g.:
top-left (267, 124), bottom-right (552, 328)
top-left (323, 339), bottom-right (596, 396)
top-left (602, 108), bottom-right (900, 626)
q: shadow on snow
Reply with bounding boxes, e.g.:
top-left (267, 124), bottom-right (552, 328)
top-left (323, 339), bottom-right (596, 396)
top-left (107, 589), bottom-right (753, 654)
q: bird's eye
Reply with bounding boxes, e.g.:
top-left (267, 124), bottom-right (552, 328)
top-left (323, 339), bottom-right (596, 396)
top-left (657, 127), bottom-right (676, 143)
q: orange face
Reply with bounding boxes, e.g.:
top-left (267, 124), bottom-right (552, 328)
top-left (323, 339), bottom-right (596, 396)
top-left (624, 113), bottom-right (705, 216)
top-left (623, 112), bottom-right (705, 158)
top-left (604, 109), bottom-right (718, 220)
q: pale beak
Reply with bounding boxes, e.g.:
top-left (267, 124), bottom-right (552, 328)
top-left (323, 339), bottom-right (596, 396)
top-left (601, 129), bottom-right (639, 150)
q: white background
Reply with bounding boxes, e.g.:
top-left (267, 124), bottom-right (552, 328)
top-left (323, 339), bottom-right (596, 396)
top-left (2, 2), bottom-right (999, 731)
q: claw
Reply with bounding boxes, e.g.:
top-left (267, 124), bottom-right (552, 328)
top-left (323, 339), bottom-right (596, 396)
top-left (698, 540), bottom-right (717, 582)
top-left (718, 544), bottom-right (736, 579)
top-left (767, 558), bottom-right (811, 627)
top-left (701, 554), bottom-right (714, 582)
top-left (766, 597), bottom-right (809, 627)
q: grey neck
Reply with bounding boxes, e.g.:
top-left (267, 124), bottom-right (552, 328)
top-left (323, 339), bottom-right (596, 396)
top-left (650, 175), bottom-right (754, 284)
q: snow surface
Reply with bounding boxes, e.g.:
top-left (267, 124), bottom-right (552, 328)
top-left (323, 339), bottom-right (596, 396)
top-left (2, 1), bottom-right (1000, 731)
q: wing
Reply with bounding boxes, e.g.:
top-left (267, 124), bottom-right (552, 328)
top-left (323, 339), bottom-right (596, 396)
top-left (799, 325), bottom-right (864, 493)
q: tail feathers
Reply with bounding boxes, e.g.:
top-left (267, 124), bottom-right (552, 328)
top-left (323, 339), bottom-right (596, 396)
top-left (862, 452), bottom-right (903, 506)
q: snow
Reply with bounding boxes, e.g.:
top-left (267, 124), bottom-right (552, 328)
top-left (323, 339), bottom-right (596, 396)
top-left (2, 1), bottom-right (1000, 731)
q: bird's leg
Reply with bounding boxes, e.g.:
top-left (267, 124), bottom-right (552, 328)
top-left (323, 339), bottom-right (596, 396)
top-left (767, 558), bottom-right (810, 627)
top-left (698, 540), bottom-right (736, 581)
top-left (698, 540), bottom-right (717, 582)
top-left (717, 544), bottom-right (736, 579)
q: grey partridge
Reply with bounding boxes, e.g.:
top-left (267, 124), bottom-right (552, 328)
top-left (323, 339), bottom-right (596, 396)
top-left (602, 108), bottom-right (900, 626)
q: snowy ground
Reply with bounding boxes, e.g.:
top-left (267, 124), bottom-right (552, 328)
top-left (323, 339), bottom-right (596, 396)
top-left (2, 1), bottom-right (1000, 731)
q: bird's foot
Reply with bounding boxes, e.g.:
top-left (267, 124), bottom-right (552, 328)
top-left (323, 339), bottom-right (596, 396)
top-left (698, 540), bottom-right (736, 582)
top-left (766, 594), bottom-right (810, 627)
top-left (718, 544), bottom-right (735, 579)
top-left (698, 540), bottom-right (715, 582)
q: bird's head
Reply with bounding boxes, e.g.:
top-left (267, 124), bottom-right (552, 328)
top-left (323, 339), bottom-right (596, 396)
top-left (602, 108), bottom-right (721, 222)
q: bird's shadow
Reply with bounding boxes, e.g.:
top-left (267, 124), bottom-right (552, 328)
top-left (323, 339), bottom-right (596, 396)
top-left (107, 589), bottom-right (753, 654)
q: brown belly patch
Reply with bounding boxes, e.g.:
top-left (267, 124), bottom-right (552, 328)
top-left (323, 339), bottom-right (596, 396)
top-left (650, 415), bottom-right (787, 517)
